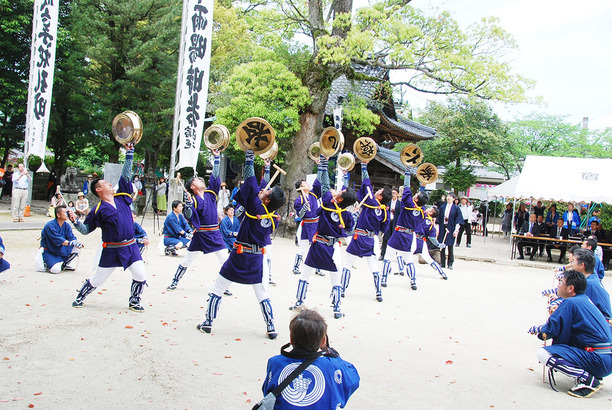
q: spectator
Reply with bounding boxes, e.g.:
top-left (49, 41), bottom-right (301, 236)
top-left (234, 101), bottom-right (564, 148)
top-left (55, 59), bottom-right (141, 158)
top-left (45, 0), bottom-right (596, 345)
top-left (517, 214), bottom-right (545, 260)
top-left (220, 205), bottom-right (240, 251)
top-left (546, 219), bottom-right (569, 263)
top-left (479, 200), bottom-right (490, 236)
top-left (46, 170), bottom-right (58, 201)
top-left (162, 200), bottom-right (192, 256)
top-left (562, 203), bottom-right (581, 235)
top-left (47, 191), bottom-right (64, 217)
top-left (585, 221), bottom-right (605, 243)
top-left (82, 174), bottom-right (93, 195)
top-left (230, 180), bottom-right (243, 206)
top-left (259, 309), bottom-right (360, 408)
top-left (67, 201), bottom-right (76, 214)
top-left (545, 204), bottom-right (560, 229)
top-left (11, 163), bottom-right (31, 222)
top-left (528, 270), bottom-right (612, 399)
top-left (513, 203), bottom-right (529, 234)
top-left (217, 182), bottom-right (231, 220)
top-left (470, 205), bottom-right (479, 235)
top-left (1, 164), bottom-right (13, 200)
top-left (533, 200), bottom-right (546, 219)
top-left (456, 197), bottom-right (472, 248)
top-left (157, 177), bottom-right (167, 216)
top-left (582, 237), bottom-right (605, 280)
top-left (36, 205), bottom-right (83, 274)
top-left (501, 203), bottom-right (513, 238)
top-left (75, 192), bottom-right (90, 219)
top-left (534, 214), bottom-right (548, 256)
top-left (587, 209), bottom-right (602, 226)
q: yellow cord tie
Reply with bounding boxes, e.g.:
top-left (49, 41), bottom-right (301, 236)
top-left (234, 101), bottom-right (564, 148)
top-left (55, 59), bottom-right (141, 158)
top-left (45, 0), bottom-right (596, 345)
top-left (363, 200), bottom-right (388, 222)
top-left (321, 202), bottom-right (346, 228)
top-left (245, 203), bottom-right (278, 231)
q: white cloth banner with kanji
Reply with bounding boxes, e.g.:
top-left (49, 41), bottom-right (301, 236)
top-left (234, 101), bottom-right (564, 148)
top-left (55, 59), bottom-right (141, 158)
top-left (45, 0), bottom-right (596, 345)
top-left (25, 0), bottom-right (59, 159)
top-left (176, 0), bottom-right (214, 170)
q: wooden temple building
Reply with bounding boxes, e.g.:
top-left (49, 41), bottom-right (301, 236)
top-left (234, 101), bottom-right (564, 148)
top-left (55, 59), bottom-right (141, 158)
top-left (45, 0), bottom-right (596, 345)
top-left (323, 64), bottom-right (437, 190)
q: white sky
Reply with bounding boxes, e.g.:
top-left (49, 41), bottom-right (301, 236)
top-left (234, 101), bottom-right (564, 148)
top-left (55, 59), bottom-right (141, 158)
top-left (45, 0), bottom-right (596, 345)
top-left (359, 0), bottom-right (612, 129)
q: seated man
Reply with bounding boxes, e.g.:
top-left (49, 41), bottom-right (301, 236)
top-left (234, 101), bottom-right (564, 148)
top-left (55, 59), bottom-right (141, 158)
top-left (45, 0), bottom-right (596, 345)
top-left (38, 205), bottom-right (83, 273)
top-left (535, 214), bottom-right (548, 256)
top-left (585, 221), bottom-right (605, 243)
top-left (259, 309), bottom-right (360, 408)
top-left (517, 214), bottom-right (545, 260)
top-left (132, 211), bottom-right (149, 254)
top-left (546, 218), bottom-right (569, 263)
top-left (0, 235), bottom-right (9, 273)
top-left (219, 205), bottom-right (240, 251)
top-left (528, 270), bottom-right (612, 398)
top-left (162, 200), bottom-right (192, 256)
top-left (75, 192), bottom-right (90, 218)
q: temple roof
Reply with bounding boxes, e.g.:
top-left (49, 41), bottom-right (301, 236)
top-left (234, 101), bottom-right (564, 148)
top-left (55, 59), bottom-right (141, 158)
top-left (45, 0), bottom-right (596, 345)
top-left (324, 66), bottom-right (436, 142)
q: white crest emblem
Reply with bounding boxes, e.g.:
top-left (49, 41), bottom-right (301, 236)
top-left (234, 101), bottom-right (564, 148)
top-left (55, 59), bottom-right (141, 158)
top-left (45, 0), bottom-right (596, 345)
top-left (334, 369), bottom-right (343, 384)
top-left (331, 212), bottom-right (340, 223)
top-left (412, 210), bottom-right (420, 216)
top-left (279, 364), bottom-right (326, 406)
top-left (375, 208), bottom-right (382, 217)
top-left (426, 219), bottom-right (431, 226)
top-left (261, 218), bottom-right (272, 228)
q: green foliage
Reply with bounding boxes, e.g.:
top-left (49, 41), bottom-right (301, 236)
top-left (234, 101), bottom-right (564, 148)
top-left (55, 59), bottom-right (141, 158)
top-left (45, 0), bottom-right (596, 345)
top-left (341, 94), bottom-right (380, 137)
top-left (215, 60), bottom-right (312, 163)
top-left (440, 165), bottom-right (477, 193)
top-left (71, 0), bottom-right (182, 166)
top-left (600, 204), bottom-right (612, 231)
top-left (429, 187), bottom-right (446, 204)
top-left (507, 113), bottom-right (612, 162)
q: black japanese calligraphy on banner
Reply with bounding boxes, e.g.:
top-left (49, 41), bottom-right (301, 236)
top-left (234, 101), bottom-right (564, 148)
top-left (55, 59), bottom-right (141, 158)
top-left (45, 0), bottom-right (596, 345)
top-left (177, 0), bottom-right (214, 168)
top-left (25, 0), bottom-right (59, 159)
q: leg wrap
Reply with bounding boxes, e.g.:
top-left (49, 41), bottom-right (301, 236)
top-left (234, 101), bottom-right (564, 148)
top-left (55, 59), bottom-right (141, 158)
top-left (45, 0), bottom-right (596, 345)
top-left (331, 285), bottom-right (342, 310)
top-left (205, 293), bottom-right (222, 321)
top-left (168, 265), bottom-right (187, 290)
top-left (296, 279), bottom-right (308, 304)
top-left (260, 298), bottom-right (274, 326)
top-left (331, 285), bottom-right (343, 318)
top-left (75, 279), bottom-right (96, 303)
top-left (544, 355), bottom-right (588, 391)
top-left (382, 259), bottom-right (392, 286)
top-left (341, 268), bottom-right (351, 293)
top-left (430, 261), bottom-right (447, 279)
top-left (293, 254), bottom-right (303, 274)
top-left (396, 255), bottom-right (406, 275)
top-left (62, 252), bottom-right (79, 270)
top-left (129, 280), bottom-right (147, 306)
top-left (260, 298), bottom-right (277, 338)
top-left (406, 262), bottom-right (416, 280)
top-left (373, 272), bottom-right (382, 302)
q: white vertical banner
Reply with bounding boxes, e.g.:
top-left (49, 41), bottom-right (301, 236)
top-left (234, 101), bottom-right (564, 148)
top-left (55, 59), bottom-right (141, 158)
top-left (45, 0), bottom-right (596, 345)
top-left (333, 107), bottom-right (343, 131)
top-left (24, 0), bottom-right (60, 159)
top-left (175, 0), bottom-right (214, 170)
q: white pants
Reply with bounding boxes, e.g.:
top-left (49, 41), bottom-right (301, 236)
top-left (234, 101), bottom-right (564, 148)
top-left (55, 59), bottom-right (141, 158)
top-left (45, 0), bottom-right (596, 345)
top-left (210, 274), bottom-right (269, 303)
top-left (90, 260), bottom-right (146, 287)
top-left (181, 249), bottom-right (228, 267)
top-left (11, 188), bottom-right (28, 219)
top-left (300, 242), bottom-right (342, 286)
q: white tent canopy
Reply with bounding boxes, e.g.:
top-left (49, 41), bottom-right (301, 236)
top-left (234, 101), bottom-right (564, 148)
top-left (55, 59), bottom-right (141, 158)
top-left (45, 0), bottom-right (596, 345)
top-left (511, 155), bottom-right (612, 203)
top-left (487, 175), bottom-right (519, 199)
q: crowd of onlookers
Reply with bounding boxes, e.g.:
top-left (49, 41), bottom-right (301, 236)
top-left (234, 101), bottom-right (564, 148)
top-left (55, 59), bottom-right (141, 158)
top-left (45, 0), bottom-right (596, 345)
top-left (505, 200), bottom-right (610, 267)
